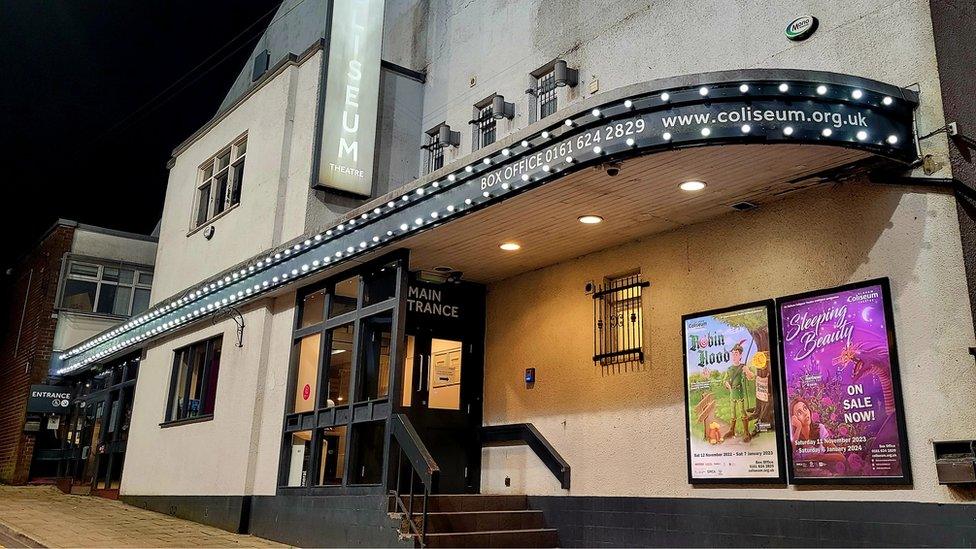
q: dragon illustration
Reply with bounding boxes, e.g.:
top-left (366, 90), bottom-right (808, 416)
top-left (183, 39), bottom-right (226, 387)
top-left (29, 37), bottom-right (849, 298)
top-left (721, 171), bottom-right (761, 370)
top-left (833, 342), bottom-right (895, 416)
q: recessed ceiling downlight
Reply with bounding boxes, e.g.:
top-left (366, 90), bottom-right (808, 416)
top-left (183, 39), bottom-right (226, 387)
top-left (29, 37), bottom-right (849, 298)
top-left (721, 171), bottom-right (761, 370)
top-left (578, 215), bottom-right (604, 224)
top-left (500, 242), bottom-right (521, 251)
top-left (679, 180), bottom-right (707, 192)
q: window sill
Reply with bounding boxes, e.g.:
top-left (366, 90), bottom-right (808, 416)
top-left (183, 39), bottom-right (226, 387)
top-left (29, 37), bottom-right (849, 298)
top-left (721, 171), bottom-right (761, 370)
top-left (159, 414), bottom-right (214, 428)
top-left (187, 203), bottom-right (240, 238)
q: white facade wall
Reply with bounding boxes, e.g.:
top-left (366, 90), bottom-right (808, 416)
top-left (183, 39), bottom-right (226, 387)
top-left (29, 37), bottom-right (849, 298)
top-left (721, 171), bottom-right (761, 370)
top-left (121, 295), bottom-right (295, 496)
top-left (152, 51), bottom-right (325, 302)
top-left (418, 0), bottom-right (949, 177)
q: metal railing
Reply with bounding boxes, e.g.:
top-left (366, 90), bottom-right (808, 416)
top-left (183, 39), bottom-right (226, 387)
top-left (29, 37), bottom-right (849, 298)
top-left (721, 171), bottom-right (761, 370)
top-left (389, 414), bottom-right (439, 547)
top-left (481, 423), bottom-right (571, 490)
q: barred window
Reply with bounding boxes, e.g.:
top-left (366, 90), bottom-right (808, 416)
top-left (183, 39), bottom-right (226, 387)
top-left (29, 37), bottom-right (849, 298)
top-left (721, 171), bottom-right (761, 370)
top-left (537, 70), bottom-right (557, 119)
top-left (592, 272), bottom-right (647, 366)
top-left (472, 101), bottom-right (496, 150)
top-left (423, 129), bottom-right (444, 175)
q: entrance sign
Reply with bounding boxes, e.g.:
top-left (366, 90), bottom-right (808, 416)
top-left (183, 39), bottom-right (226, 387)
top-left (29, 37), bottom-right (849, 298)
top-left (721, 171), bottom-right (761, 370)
top-left (777, 278), bottom-right (912, 484)
top-left (314, 0), bottom-right (385, 195)
top-left (682, 301), bottom-right (785, 484)
top-left (26, 385), bottom-right (72, 414)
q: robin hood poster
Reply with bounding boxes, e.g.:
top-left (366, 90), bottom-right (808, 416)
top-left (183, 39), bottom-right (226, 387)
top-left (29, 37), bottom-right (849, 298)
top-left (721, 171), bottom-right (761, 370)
top-left (682, 300), bottom-right (785, 484)
top-left (777, 278), bottom-right (912, 484)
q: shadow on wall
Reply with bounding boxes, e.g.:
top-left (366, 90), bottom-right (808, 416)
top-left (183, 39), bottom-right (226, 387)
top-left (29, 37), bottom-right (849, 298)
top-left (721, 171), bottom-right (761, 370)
top-left (484, 180), bottom-right (936, 419)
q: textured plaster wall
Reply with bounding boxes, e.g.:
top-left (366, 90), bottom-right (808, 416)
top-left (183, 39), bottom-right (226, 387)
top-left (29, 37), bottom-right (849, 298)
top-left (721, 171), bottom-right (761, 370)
top-left (153, 52), bottom-right (322, 302)
top-left (418, 0), bottom-right (950, 176)
top-left (71, 229), bottom-right (157, 266)
top-left (482, 181), bottom-right (976, 504)
top-left (121, 294), bottom-right (295, 497)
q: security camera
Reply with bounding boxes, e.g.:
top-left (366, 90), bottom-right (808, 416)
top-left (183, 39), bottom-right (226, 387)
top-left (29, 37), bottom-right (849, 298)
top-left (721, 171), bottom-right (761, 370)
top-left (604, 162), bottom-right (621, 177)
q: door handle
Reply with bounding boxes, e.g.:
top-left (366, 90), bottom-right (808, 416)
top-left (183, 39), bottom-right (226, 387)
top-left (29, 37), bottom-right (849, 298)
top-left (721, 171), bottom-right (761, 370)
top-left (415, 355), bottom-right (425, 392)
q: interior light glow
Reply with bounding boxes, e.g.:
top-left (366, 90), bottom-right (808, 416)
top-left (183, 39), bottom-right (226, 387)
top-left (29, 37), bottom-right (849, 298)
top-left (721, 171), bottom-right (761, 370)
top-left (679, 180), bottom-right (707, 192)
top-left (499, 242), bottom-right (521, 251)
top-left (578, 215), bottom-right (604, 224)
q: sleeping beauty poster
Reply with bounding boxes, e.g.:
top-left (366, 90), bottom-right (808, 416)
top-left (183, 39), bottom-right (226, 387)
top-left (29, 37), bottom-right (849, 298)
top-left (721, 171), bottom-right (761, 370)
top-left (777, 278), bottom-right (911, 484)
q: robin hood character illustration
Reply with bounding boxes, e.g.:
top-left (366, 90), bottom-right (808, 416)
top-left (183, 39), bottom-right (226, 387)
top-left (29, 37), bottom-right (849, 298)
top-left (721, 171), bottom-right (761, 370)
top-left (723, 339), bottom-right (753, 442)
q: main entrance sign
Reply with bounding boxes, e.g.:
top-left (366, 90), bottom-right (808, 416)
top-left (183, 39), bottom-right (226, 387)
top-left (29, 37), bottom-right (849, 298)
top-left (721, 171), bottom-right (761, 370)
top-left (57, 71), bottom-right (920, 375)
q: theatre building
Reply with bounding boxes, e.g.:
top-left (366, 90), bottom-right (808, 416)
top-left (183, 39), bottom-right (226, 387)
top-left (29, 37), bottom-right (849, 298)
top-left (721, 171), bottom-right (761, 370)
top-left (51, 1), bottom-right (976, 546)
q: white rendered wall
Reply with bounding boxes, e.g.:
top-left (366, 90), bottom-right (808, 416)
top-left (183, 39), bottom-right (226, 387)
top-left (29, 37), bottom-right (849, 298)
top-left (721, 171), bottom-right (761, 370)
top-left (481, 181), bottom-right (976, 504)
top-left (120, 295), bottom-right (295, 497)
top-left (152, 51), bottom-right (324, 303)
top-left (416, 0), bottom-right (949, 176)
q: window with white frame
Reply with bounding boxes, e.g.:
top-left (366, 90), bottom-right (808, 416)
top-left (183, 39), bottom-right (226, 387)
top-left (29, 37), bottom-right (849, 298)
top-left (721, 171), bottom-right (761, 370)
top-left (194, 135), bottom-right (247, 229)
top-left (60, 260), bottom-right (153, 317)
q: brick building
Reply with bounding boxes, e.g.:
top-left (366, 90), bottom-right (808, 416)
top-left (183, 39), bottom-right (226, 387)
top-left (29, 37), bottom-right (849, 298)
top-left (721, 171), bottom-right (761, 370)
top-left (0, 220), bottom-right (156, 486)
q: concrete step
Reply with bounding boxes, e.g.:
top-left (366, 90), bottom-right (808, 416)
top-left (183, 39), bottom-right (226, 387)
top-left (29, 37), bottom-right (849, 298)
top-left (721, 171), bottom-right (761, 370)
top-left (424, 528), bottom-right (558, 548)
top-left (423, 494), bottom-right (529, 512)
top-left (423, 510), bottom-right (545, 533)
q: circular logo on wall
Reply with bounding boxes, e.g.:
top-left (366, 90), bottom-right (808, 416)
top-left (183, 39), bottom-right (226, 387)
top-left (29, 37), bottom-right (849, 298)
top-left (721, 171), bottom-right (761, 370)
top-left (302, 384), bottom-right (311, 400)
top-left (785, 15), bottom-right (818, 41)
top-left (52, 399), bottom-right (61, 408)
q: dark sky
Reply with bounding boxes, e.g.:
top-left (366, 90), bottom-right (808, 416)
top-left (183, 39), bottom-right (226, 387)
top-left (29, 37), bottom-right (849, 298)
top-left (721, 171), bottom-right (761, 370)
top-left (0, 0), bottom-right (283, 270)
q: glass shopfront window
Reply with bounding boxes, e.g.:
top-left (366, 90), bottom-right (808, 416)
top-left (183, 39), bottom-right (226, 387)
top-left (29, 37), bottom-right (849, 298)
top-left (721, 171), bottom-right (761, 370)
top-left (323, 323), bottom-right (353, 407)
top-left (292, 334), bottom-right (321, 414)
top-left (280, 254), bottom-right (406, 491)
top-left (286, 430), bottom-right (313, 487)
top-left (317, 425), bottom-right (348, 486)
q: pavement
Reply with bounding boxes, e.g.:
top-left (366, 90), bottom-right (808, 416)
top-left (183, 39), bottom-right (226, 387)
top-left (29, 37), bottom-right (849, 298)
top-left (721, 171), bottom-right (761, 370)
top-left (0, 486), bottom-right (286, 548)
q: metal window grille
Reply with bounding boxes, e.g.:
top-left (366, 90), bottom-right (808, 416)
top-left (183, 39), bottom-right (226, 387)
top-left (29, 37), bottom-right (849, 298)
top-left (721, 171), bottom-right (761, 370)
top-left (476, 104), bottom-right (496, 148)
top-left (423, 132), bottom-right (444, 174)
top-left (592, 273), bottom-right (648, 365)
top-left (538, 71), bottom-right (557, 119)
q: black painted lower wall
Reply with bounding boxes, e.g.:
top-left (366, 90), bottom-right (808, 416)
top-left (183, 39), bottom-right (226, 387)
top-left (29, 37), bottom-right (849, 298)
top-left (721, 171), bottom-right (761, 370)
top-left (528, 496), bottom-right (976, 548)
top-left (249, 494), bottom-right (411, 548)
top-left (121, 495), bottom-right (250, 534)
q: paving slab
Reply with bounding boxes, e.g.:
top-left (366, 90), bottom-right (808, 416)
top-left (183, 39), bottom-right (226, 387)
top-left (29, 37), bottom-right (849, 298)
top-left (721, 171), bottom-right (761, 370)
top-left (0, 486), bottom-right (286, 548)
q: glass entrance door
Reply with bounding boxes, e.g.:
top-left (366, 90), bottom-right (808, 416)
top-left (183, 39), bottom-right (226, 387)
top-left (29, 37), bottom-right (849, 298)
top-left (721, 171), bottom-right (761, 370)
top-left (401, 327), bottom-right (482, 493)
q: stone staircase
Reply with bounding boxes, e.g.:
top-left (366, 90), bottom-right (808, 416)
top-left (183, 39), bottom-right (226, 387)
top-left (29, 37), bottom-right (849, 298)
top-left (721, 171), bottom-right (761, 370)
top-left (396, 494), bottom-right (558, 548)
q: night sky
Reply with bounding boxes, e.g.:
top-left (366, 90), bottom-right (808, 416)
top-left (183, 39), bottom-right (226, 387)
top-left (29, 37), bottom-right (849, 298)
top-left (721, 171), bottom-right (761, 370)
top-left (0, 0), bottom-right (283, 272)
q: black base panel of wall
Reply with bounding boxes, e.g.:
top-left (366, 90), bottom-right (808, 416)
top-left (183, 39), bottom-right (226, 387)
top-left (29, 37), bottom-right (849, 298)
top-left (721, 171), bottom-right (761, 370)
top-left (528, 496), bottom-right (976, 548)
top-left (121, 495), bottom-right (249, 534)
top-left (249, 494), bottom-right (412, 548)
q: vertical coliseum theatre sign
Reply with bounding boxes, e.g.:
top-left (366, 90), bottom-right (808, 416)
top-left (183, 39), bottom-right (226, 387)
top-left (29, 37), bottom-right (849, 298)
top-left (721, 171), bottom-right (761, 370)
top-left (315, 0), bottom-right (385, 196)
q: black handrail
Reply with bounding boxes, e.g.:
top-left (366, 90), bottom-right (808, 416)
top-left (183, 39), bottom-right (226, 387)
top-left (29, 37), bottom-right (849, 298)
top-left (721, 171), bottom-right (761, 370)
top-left (481, 423), bottom-right (571, 490)
top-left (390, 414), bottom-right (439, 547)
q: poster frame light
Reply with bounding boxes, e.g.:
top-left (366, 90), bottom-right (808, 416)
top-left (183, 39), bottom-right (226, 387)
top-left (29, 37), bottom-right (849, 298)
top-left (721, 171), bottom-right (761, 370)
top-left (682, 299), bottom-right (787, 485)
top-left (776, 277), bottom-right (912, 486)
